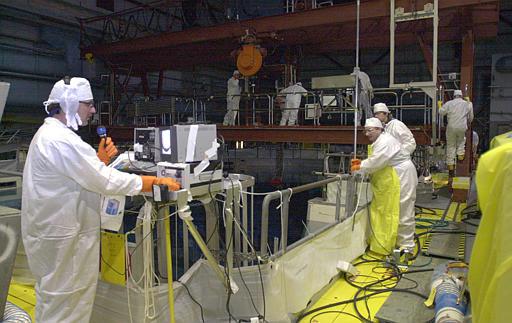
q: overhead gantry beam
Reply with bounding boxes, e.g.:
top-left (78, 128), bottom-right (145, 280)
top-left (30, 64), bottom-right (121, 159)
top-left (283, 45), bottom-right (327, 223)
top-left (82, 0), bottom-right (499, 71)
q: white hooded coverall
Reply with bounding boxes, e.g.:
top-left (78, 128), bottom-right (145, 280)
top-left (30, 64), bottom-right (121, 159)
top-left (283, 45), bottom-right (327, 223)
top-left (223, 76), bottom-right (241, 126)
top-left (385, 118), bottom-right (417, 156)
top-left (439, 98), bottom-right (474, 165)
top-left (21, 117), bottom-right (142, 322)
top-left (352, 70), bottom-right (374, 122)
top-left (361, 132), bottom-right (417, 249)
top-left (280, 83), bottom-right (307, 126)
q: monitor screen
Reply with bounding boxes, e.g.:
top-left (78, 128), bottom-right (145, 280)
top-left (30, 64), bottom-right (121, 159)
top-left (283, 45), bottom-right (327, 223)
top-left (161, 129), bottom-right (171, 156)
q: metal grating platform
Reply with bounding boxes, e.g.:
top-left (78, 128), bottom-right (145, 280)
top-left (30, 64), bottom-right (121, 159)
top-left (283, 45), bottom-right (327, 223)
top-left (422, 222), bottom-right (467, 260)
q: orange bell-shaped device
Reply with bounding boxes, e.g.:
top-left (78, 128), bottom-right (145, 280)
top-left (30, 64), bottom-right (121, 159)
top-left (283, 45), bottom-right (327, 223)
top-left (236, 44), bottom-right (263, 77)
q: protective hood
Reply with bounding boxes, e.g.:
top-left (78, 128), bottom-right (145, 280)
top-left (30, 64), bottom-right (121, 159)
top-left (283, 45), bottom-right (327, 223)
top-left (43, 77), bottom-right (93, 130)
top-left (373, 103), bottom-right (390, 114)
top-left (364, 117), bottom-right (383, 128)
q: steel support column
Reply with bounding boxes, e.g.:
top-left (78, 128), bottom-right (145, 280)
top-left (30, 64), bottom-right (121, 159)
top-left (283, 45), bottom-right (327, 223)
top-left (452, 30), bottom-right (475, 203)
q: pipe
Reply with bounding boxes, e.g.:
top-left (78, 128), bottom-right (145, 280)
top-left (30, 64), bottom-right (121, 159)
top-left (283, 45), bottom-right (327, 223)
top-left (0, 170), bottom-right (22, 177)
top-left (353, 0), bottom-right (361, 156)
top-left (259, 177), bottom-right (342, 256)
top-left (163, 210), bottom-right (176, 323)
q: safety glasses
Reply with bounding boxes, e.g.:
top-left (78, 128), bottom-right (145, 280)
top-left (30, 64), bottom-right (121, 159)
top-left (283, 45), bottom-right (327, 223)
top-left (79, 100), bottom-right (95, 108)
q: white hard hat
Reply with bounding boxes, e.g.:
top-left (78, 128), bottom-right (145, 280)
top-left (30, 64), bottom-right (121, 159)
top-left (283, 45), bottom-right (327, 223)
top-left (373, 103), bottom-right (390, 114)
top-left (454, 90), bottom-right (463, 97)
top-left (296, 82), bottom-right (302, 86)
top-left (44, 77), bottom-right (93, 130)
top-left (364, 117), bottom-right (384, 128)
top-left (233, 70), bottom-right (240, 75)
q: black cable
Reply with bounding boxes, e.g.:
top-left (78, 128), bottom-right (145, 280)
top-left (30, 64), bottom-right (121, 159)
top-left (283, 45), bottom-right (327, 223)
top-left (296, 287), bottom-right (427, 321)
top-left (416, 230), bottom-right (476, 238)
top-left (100, 254), bottom-right (126, 276)
top-left (175, 281), bottom-right (206, 323)
top-left (353, 288), bottom-right (429, 322)
top-left (308, 310), bottom-right (363, 323)
top-left (296, 259), bottom-right (433, 321)
top-left (236, 265), bottom-right (262, 318)
top-left (351, 265), bottom-right (432, 322)
top-left (415, 205), bottom-right (438, 216)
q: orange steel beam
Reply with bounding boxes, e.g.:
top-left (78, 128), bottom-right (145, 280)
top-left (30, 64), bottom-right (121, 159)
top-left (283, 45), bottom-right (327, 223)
top-left (452, 29), bottom-right (476, 203)
top-left (217, 125), bottom-right (431, 145)
top-left (105, 125), bottom-right (431, 145)
top-left (83, 0), bottom-right (499, 71)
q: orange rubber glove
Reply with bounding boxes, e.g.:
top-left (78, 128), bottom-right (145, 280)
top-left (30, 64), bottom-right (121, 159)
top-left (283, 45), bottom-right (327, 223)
top-left (140, 176), bottom-right (181, 193)
top-left (351, 158), bottom-right (361, 172)
top-left (97, 137), bottom-right (118, 165)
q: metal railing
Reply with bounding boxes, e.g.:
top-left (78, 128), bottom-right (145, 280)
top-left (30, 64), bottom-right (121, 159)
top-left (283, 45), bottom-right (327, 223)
top-left (121, 87), bottom-right (441, 143)
top-left (0, 127), bottom-right (37, 145)
top-left (259, 176), bottom-right (352, 257)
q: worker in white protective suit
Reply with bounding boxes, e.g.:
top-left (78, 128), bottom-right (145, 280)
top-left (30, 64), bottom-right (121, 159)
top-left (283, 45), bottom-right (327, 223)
top-left (373, 102), bottom-right (416, 156)
top-left (351, 118), bottom-right (418, 252)
top-left (439, 89), bottom-right (474, 170)
top-left (21, 77), bottom-right (180, 323)
top-left (223, 70), bottom-right (241, 126)
top-left (280, 82), bottom-right (307, 126)
top-left (351, 67), bottom-right (374, 123)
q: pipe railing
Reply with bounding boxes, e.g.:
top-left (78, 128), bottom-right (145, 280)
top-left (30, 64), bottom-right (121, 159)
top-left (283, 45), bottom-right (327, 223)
top-left (125, 87), bottom-right (440, 132)
top-left (259, 176), bottom-right (346, 257)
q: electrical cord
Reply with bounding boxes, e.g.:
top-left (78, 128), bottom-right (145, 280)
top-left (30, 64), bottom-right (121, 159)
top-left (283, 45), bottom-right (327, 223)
top-left (101, 254), bottom-right (126, 276)
top-left (175, 281), bottom-right (205, 323)
top-left (415, 205), bottom-right (438, 216)
top-left (297, 256), bottom-right (433, 322)
top-left (416, 230), bottom-right (476, 238)
top-left (296, 285), bottom-right (428, 321)
top-left (237, 265), bottom-right (262, 318)
top-left (350, 263), bottom-right (432, 322)
top-left (308, 310), bottom-right (363, 323)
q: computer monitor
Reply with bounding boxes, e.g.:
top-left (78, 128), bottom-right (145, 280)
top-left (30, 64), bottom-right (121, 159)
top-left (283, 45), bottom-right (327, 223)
top-left (160, 124), bottom-right (218, 163)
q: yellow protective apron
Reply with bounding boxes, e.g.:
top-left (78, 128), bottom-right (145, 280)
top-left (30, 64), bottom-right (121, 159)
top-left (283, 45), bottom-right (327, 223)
top-left (469, 142), bottom-right (512, 323)
top-left (367, 146), bottom-right (401, 255)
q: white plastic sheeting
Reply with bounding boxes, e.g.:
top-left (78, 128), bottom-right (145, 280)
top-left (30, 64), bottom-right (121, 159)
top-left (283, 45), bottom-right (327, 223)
top-left (326, 179), bottom-right (373, 205)
top-left (91, 209), bottom-right (369, 322)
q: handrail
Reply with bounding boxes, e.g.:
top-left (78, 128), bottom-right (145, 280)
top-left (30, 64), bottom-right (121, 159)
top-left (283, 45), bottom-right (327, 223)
top-left (259, 176), bottom-right (345, 256)
top-left (126, 87), bottom-right (439, 130)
